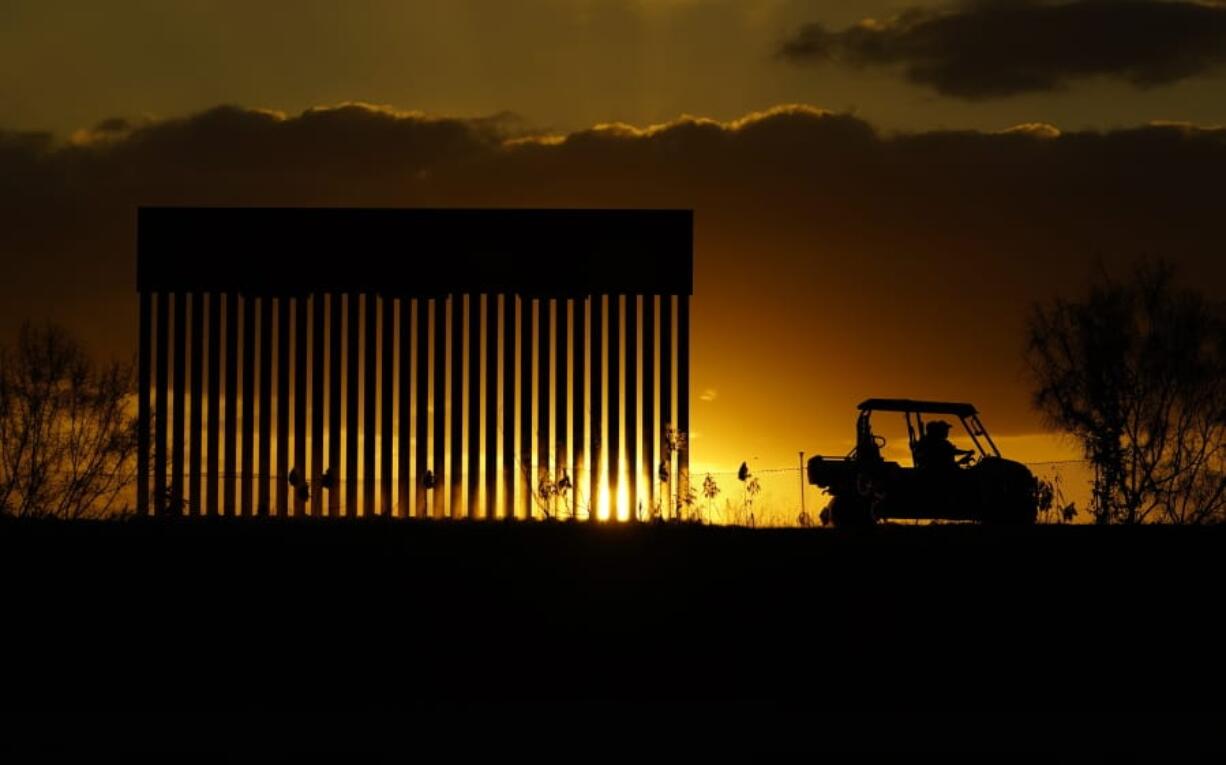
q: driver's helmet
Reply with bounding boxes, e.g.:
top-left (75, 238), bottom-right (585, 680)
top-left (926, 420), bottom-right (952, 437)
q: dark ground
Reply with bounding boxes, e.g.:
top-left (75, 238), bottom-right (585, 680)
top-left (2, 517), bottom-right (1223, 754)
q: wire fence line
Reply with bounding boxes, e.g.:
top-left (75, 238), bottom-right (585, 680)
top-left (689, 458), bottom-right (1094, 527)
top-left (12, 457), bottom-right (1095, 526)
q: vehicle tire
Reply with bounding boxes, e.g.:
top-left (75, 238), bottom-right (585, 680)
top-left (977, 460), bottom-right (1038, 525)
top-left (829, 496), bottom-right (874, 528)
top-left (995, 493), bottom-right (1038, 525)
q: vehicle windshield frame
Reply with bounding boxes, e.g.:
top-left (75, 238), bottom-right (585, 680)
top-left (859, 403), bottom-right (1002, 460)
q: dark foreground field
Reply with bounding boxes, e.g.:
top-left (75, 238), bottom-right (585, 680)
top-left (2, 517), bottom-right (1223, 753)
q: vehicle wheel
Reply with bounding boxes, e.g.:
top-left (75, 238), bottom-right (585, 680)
top-left (974, 459), bottom-right (1039, 525)
top-left (829, 496), bottom-right (874, 528)
top-left (993, 496), bottom-right (1037, 525)
top-left (982, 480), bottom-right (1038, 525)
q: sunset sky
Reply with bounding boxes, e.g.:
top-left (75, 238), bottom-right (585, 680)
top-left (4, 0), bottom-right (1226, 505)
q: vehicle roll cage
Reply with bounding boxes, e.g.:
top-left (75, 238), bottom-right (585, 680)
top-left (854, 398), bottom-right (1001, 461)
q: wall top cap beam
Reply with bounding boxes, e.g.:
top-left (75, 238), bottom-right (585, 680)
top-left (137, 207), bottom-right (692, 297)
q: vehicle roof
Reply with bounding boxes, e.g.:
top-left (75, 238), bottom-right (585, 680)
top-left (858, 398), bottom-right (978, 417)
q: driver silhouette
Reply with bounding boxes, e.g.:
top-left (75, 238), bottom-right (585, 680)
top-left (914, 420), bottom-right (974, 471)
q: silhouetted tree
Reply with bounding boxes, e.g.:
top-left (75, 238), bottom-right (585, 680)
top-left (1027, 260), bottom-right (1226, 524)
top-left (732, 461), bottom-right (762, 526)
top-left (701, 473), bottom-right (719, 522)
top-left (534, 474), bottom-right (559, 520)
top-left (660, 425), bottom-right (688, 519)
top-left (0, 322), bottom-right (137, 518)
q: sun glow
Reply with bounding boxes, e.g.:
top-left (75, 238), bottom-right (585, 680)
top-left (596, 480), bottom-right (611, 521)
top-left (617, 467), bottom-right (631, 522)
top-left (593, 462), bottom-right (635, 521)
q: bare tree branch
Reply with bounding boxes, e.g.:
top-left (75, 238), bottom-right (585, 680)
top-left (0, 321), bottom-right (137, 519)
top-left (1026, 259), bottom-right (1226, 524)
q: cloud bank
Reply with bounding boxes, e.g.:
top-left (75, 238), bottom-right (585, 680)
top-left (3, 101), bottom-right (1226, 462)
top-left (780, 1), bottom-right (1226, 99)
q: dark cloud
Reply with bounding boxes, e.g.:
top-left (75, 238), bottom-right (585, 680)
top-left (780, 1), bottom-right (1226, 99)
top-left (93, 117), bottom-right (130, 134)
top-left (2, 102), bottom-right (1226, 462)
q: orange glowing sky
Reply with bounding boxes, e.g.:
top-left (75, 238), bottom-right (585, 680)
top-left (5, 1), bottom-right (1226, 515)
